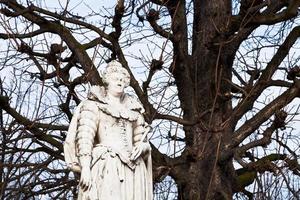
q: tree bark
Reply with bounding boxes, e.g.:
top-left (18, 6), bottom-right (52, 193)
top-left (168, 1), bottom-right (238, 199)
top-left (173, 125), bottom-right (236, 200)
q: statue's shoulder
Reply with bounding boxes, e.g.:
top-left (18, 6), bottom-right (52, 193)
top-left (87, 85), bottom-right (107, 103)
top-left (123, 94), bottom-right (145, 114)
top-left (80, 99), bottom-right (99, 111)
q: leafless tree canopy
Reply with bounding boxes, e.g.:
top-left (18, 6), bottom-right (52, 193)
top-left (0, 0), bottom-right (300, 199)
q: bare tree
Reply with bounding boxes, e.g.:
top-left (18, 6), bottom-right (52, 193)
top-left (0, 0), bottom-right (300, 199)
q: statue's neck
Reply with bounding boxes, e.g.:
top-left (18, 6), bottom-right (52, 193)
top-left (106, 92), bottom-right (122, 105)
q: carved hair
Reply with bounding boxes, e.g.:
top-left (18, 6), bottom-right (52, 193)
top-left (102, 60), bottom-right (130, 86)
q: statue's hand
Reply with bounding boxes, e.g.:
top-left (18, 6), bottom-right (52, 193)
top-left (79, 166), bottom-right (92, 191)
top-left (130, 142), bottom-right (150, 161)
top-left (130, 143), bottom-right (143, 161)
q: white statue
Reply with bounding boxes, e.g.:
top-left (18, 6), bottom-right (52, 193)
top-left (64, 60), bottom-right (153, 200)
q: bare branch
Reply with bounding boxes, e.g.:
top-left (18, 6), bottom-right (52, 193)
top-left (251, 0), bottom-right (300, 25)
top-left (0, 28), bottom-right (46, 39)
top-left (147, 9), bottom-right (174, 41)
top-left (231, 26), bottom-right (300, 125)
top-left (230, 81), bottom-right (300, 148)
top-left (0, 95), bottom-right (68, 131)
top-left (1, 0), bottom-right (103, 85)
top-left (111, 0), bottom-right (125, 39)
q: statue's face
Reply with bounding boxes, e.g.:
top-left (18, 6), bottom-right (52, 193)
top-left (107, 72), bottom-right (127, 96)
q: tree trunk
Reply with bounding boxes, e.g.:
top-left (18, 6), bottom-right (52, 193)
top-left (168, 1), bottom-right (237, 199)
top-left (174, 125), bottom-right (235, 200)
top-left (171, 50), bottom-right (236, 199)
top-left (177, 162), bottom-right (234, 200)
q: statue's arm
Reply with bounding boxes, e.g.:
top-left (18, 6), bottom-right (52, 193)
top-left (76, 100), bottom-right (99, 190)
top-left (76, 100), bottom-right (99, 167)
top-left (131, 113), bottom-right (151, 160)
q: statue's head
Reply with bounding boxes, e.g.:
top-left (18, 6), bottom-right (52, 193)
top-left (103, 60), bottom-right (130, 87)
top-left (102, 60), bottom-right (130, 94)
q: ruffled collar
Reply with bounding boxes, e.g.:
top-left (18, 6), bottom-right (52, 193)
top-left (87, 86), bottom-right (144, 121)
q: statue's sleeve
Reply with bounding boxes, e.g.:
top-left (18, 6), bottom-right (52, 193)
top-left (76, 100), bottom-right (99, 157)
top-left (133, 113), bottom-right (151, 153)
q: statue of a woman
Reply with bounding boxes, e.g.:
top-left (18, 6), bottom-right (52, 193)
top-left (64, 60), bottom-right (153, 200)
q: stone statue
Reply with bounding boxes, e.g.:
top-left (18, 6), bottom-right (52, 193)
top-left (64, 60), bottom-right (153, 200)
